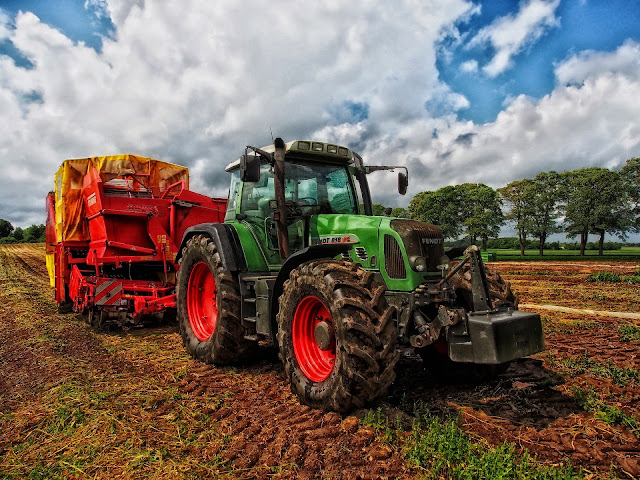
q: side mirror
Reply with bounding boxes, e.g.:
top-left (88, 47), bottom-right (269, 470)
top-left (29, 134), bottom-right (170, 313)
top-left (398, 172), bottom-right (408, 195)
top-left (240, 154), bottom-right (260, 183)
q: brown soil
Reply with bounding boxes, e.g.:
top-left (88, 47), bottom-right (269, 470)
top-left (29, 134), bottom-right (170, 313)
top-left (1, 245), bottom-right (639, 478)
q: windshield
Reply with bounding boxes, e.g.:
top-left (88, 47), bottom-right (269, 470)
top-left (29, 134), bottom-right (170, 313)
top-left (238, 162), bottom-right (360, 216)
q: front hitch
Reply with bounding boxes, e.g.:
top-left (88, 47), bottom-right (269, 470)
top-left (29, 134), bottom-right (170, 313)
top-left (414, 245), bottom-right (545, 364)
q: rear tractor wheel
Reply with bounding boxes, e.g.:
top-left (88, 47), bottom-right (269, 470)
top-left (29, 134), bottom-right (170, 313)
top-left (176, 235), bottom-right (253, 364)
top-left (277, 259), bottom-right (399, 412)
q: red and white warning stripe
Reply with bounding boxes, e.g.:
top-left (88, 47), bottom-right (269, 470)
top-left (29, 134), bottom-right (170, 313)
top-left (95, 279), bottom-right (123, 306)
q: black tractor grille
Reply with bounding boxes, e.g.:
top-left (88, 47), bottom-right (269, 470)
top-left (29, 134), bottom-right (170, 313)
top-left (384, 234), bottom-right (406, 279)
top-left (390, 219), bottom-right (443, 272)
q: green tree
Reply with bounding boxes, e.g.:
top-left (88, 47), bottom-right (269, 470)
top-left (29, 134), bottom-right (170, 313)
top-left (0, 219), bottom-right (14, 238)
top-left (498, 179), bottom-right (535, 256)
top-left (458, 183), bottom-right (503, 250)
top-left (592, 170), bottom-right (635, 254)
top-left (409, 184), bottom-right (503, 247)
top-left (563, 168), bottom-right (633, 256)
top-left (23, 224), bottom-right (46, 243)
top-left (530, 171), bottom-right (562, 256)
top-left (390, 207), bottom-right (409, 218)
top-left (13, 227), bottom-right (24, 241)
top-left (371, 204), bottom-right (388, 216)
top-left (409, 186), bottom-right (464, 240)
top-left (621, 157), bottom-right (640, 231)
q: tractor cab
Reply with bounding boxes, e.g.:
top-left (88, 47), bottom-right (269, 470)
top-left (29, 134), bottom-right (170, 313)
top-left (223, 139), bottom-right (405, 267)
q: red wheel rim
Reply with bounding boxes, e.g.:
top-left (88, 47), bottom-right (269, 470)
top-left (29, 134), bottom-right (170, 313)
top-left (293, 296), bottom-right (335, 382)
top-left (187, 261), bottom-right (217, 341)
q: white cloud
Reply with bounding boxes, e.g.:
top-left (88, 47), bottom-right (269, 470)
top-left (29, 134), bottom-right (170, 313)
top-left (0, 0), bottom-right (474, 226)
top-left (84, 0), bottom-right (110, 19)
top-left (555, 39), bottom-right (640, 85)
top-left (317, 41), bottom-right (640, 207)
top-left (470, 0), bottom-right (560, 77)
top-left (0, 8), bottom-right (11, 41)
top-left (460, 59), bottom-right (478, 73)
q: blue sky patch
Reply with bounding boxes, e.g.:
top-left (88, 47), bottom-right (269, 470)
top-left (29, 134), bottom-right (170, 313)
top-left (0, 0), bottom-right (114, 52)
top-left (438, 0), bottom-right (640, 123)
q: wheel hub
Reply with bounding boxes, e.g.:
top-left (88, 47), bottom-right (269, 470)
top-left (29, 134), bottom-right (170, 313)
top-left (314, 320), bottom-right (334, 351)
top-left (292, 295), bottom-right (336, 382)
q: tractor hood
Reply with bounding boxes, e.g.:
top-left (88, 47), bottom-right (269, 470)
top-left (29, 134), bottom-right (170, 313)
top-left (307, 215), bottom-right (445, 291)
top-left (309, 215), bottom-right (382, 248)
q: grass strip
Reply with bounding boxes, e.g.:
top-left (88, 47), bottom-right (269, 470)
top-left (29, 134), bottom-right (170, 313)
top-left (361, 407), bottom-right (582, 480)
top-left (404, 412), bottom-right (582, 480)
top-left (572, 387), bottom-right (640, 438)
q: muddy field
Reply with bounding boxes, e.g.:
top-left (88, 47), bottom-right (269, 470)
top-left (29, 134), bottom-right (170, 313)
top-left (1, 244), bottom-right (639, 479)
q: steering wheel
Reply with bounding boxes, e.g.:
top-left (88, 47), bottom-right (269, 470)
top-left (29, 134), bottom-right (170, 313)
top-left (284, 200), bottom-right (303, 216)
top-left (296, 197), bottom-right (319, 206)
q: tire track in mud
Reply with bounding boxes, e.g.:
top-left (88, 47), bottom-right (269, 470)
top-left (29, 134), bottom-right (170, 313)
top-left (177, 362), bottom-right (410, 479)
top-left (5, 245), bottom-right (49, 279)
top-left (0, 245), bottom-right (150, 413)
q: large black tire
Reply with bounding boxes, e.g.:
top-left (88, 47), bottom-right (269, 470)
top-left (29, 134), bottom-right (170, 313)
top-left (276, 259), bottom-right (399, 413)
top-left (176, 234), bottom-right (253, 364)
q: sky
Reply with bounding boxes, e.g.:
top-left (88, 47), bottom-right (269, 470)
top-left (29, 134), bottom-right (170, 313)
top-left (0, 0), bottom-right (639, 240)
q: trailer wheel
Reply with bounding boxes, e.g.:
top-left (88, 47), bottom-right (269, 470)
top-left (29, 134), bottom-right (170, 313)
top-left (57, 301), bottom-right (73, 314)
top-left (177, 235), bottom-right (252, 364)
top-left (87, 308), bottom-right (103, 331)
top-left (277, 259), bottom-right (399, 413)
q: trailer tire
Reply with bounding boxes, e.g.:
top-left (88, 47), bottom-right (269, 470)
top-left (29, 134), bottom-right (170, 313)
top-left (277, 259), bottom-right (399, 413)
top-left (58, 301), bottom-right (73, 314)
top-left (177, 234), bottom-right (252, 364)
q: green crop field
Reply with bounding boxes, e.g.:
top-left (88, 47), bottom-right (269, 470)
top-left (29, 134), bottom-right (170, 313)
top-left (487, 246), bottom-right (640, 261)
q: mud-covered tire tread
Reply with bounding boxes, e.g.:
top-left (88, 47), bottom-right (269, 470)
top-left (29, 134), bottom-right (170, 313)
top-left (176, 234), bottom-right (253, 364)
top-left (277, 259), bottom-right (399, 413)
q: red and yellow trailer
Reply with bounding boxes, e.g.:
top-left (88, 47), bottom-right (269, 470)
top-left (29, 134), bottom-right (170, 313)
top-left (46, 155), bottom-right (226, 328)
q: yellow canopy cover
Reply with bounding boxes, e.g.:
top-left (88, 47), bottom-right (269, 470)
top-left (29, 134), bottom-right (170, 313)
top-left (54, 154), bottom-right (189, 243)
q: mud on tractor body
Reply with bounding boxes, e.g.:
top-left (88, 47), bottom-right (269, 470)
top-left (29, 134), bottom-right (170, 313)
top-left (176, 138), bottom-right (545, 412)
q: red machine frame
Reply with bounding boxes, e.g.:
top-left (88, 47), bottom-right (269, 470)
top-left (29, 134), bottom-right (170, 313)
top-left (47, 157), bottom-right (227, 323)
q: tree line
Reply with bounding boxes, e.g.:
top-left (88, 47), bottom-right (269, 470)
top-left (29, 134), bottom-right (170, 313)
top-left (1, 158), bottom-right (638, 255)
top-left (0, 219), bottom-right (46, 244)
top-left (404, 157), bottom-right (639, 256)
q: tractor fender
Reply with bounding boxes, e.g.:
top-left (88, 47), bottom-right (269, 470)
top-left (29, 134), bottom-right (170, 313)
top-left (270, 243), bottom-right (352, 332)
top-left (177, 223), bottom-right (247, 272)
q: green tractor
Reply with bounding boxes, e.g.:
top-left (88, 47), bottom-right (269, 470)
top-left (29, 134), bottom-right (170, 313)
top-left (176, 138), bottom-right (544, 412)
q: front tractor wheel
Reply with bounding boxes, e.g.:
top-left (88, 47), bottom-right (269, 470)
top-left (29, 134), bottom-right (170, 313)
top-left (277, 259), bottom-right (399, 413)
top-left (176, 235), bottom-right (253, 364)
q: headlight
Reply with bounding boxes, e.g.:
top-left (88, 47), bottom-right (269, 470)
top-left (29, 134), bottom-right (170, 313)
top-left (438, 255), bottom-right (451, 272)
top-left (411, 256), bottom-right (427, 272)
